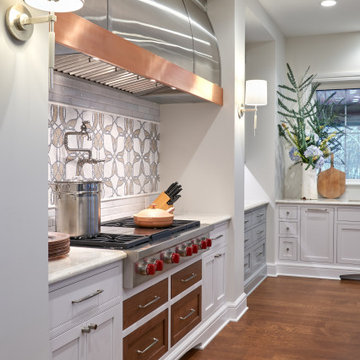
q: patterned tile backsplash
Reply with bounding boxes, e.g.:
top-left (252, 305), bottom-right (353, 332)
top-left (48, 102), bottom-right (160, 206)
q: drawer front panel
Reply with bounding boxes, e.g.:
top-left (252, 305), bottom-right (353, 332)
top-left (279, 238), bottom-right (297, 261)
top-left (123, 279), bottom-right (168, 329)
top-left (171, 287), bottom-right (201, 346)
top-left (244, 229), bottom-right (253, 250)
top-left (279, 221), bottom-right (298, 236)
top-left (279, 206), bottom-right (298, 220)
top-left (123, 310), bottom-right (168, 360)
top-left (253, 222), bottom-right (266, 242)
top-left (252, 241), bottom-right (266, 271)
top-left (337, 207), bottom-right (360, 222)
top-left (49, 266), bottom-right (121, 330)
top-left (244, 212), bottom-right (252, 231)
top-left (252, 207), bottom-right (266, 227)
top-left (337, 224), bottom-right (360, 265)
top-left (171, 260), bottom-right (202, 298)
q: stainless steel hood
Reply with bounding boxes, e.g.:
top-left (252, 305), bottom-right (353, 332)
top-left (54, 0), bottom-right (222, 105)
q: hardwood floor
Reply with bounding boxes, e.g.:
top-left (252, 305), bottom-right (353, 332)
top-left (181, 276), bottom-right (360, 360)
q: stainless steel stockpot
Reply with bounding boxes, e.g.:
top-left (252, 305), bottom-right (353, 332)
top-left (53, 180), bottom-right (101, 238)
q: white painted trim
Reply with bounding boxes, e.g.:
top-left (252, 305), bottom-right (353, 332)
top-left (267, 262), bottom-right (278, 277)
top-left (271, 261), bottom-right (360, 280)
top-left (49, 101), bottom-right (160, 124)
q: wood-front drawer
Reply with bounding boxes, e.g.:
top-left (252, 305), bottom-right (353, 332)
top-left (123, 279), bottom-right (168, 329)
top-left (123, 310), bottom-right (168, 360)
top-left (279, 221), bottom-right (298, 236)
top-left (49, 266), bottom-right (121, 330)
top-left (279, 206), bottom-right (298, 220)
top-left (171, 287), bottom-right (201, 346)
top-left (171, 260), bottom-right (202, 298)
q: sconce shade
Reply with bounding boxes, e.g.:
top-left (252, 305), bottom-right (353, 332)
top-left (245, 80), bottom-right (267, 106)
top-left (24, 0), bottom-right (84, 12)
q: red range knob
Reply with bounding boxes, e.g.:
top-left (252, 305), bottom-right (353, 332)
top-left (186, 246), bottom-right (193, 257)
top-left (206, 238), bottom-right (212, 248)
top-left (200, 240), bottom-right (207, 250)
top-left (172, 253), bottom-right (180, 264)
top-left (192, 244), bottom-right (199, 254)
top-left (155, 259), bottom-right (164, 271)
top-left (146, 263), bottom-right (156, 275)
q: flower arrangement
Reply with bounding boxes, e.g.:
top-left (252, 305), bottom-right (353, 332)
top-left (278, 64), bottom-right (342, 170)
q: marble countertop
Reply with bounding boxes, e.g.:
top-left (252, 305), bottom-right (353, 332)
top-left (244, 200), bottom-right (269, 212)
top-left (276, 199), bottom-right (360, 206)
top-left (48, 247), bottom-right (126, 285)
top-left (174, 213), bottom-right (231, 226)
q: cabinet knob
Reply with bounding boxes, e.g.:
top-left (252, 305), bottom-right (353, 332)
top-left (286, 227), bottom-right (290, 231)
top-left (81, 327), bottom-right (91, 334)
top-left (286, 211), bottom-right (290, 215)
top-left (286, 248), bottom-right (290, 252)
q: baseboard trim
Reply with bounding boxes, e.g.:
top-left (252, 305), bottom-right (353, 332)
top-left (270, 262), bottom-right (360, 280)
top-left (245, 264), bottom-right (267, 295)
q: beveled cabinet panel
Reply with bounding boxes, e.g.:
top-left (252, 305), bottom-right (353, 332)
top-left (123, 279), bottom-right (168, 329)
top-left (300, 207), bottom-right (334, 263)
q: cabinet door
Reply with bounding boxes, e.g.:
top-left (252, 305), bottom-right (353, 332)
top-left (337, 224), bottom-right (360, 265)
top-left (202, 252), bottom-right (215, 319)
top-left (300, 207), bottom-right (334, 263)
top-left (86, 305), bottom-right (122, 360)
top-left (51, 323), bottom-right (85, 360)
top-left (214, 247), bottom-right (226, 306)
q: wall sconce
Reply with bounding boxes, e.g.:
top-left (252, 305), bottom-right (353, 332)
top-left (5, 0), bottom-right (84, 86)
top-left (238, 80), bottom-right (267, 135)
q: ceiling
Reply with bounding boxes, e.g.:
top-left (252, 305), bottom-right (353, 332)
top-left (245, 8), bottom-right (273, 43)
top-left (258, 0), bottom-right (360, 37)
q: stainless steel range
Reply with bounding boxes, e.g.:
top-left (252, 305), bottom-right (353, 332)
top-left (70, 217), bottom-right (214, 288)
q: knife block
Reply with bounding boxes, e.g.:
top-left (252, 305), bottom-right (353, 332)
top-left (150, 192), bottom-right (173, 210)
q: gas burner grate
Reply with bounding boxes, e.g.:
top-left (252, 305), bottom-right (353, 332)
top-left (70, 233), bottom-right (150, 250)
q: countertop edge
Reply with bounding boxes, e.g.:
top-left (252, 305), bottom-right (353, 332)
top-left (244, 201), bottom-right (269, 212)
top-left (276, 199), bottom-right (360, 206)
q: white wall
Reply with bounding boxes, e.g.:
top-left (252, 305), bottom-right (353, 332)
top-left (0, 2), bottom-right (49, 359)
top-left (286, 32), bottom-right (360, 200)
top-left (160, 0), bottom-right (246, 302)
top-left (244, 2), bottom-right (286, 265)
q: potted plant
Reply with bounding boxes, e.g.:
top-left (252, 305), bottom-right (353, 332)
top-left (277, 64), bottom-right (343, 199)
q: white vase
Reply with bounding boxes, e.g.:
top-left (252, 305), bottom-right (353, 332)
top-left (301, 165), bottom-right (318, 200)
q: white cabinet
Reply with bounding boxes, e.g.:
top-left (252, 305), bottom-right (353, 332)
top-left (337, 224), bottom-right (360, 265)
top-left (203, 245), bottom-right (226, 320)
top-left (51, 305), bottom-right (121, 360)
top-left (300, 207), bottom-right (334, 263)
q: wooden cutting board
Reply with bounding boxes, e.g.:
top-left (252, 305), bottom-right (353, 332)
top-left (317, 154), bottom-right (345, 199)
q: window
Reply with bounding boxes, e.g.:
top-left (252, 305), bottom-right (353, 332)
top-left (316, 88), bottom-right (360, 180)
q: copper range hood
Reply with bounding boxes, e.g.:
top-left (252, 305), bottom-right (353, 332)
top-left (54, 13), bottom-right (223, 105)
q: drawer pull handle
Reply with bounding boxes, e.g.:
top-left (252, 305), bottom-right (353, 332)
top-left (88, 323), bottom-right (98, 330)
top-left (245, 238), bottom-right (249, 242)
top-left (181, 272), bottom-right (197, 283)
top-left (305, 208), bottom-right (328, 213)
top-left (138, 296), bottom-right (161, 309)
top-left (257, 213), bottom-right (265, 217)
top-left (256, 230), bottom-right (264, 235)
top-left (213, 234), bottom-right (224, 240)
top-left (245, 220), bottom-right (249, 223)
top-left (180, 308), bottom-right (196, 320)
top-left (72, 289), bottom-right (104, 304)
top-left (215, 254), bottom-right (222, 258)
top-left (81, 326), bottom-right (91, 334)
top-left (137, 337), bottom-right (159, 354)
top-left (256, 252), bottom-right (264, 257)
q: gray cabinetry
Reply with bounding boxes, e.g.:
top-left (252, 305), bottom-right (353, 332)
top-left (244, 204), bottom-right (268, 294)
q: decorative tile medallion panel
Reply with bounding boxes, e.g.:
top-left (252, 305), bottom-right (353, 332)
top-left (48, 103), bottom-right (160, 205)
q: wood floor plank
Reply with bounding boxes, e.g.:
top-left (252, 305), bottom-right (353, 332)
top-left (180, 276), bottom-right (360, 360)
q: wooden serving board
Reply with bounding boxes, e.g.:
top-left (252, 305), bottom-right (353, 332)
top-left (317, 154), bottom-right (345, 199)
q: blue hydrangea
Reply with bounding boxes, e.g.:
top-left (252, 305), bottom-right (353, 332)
top-left (315, 156), bottom-right (325, 169)
top-left (304, 145), bottom-right (323, 158)
top-left (289, 147), bottom-right (301, 162)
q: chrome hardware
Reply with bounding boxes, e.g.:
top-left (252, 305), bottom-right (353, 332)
top-left (286, 248), bottom-right (290, 252)
top-left (81, 327), bottom-right (91, 334)
top-left (256, 230), bottom-right (264, 235)
top-left (214, 254), bottom-right (222, 258)
top-left (244, 220), bottom-right (249, 223)
top-left (180, 308), bottom-right (196, 320)
top-left (286, 227), bottom-right (290, 231)
top-left (305, 208), bottom-right (329, 213)
top-left (257, 213), bottom-right (265, 217)
top-left (245, 238), bottom-right (249, 243)
top-left (181, 272), bottom-right (197, 283)
top-left (138, 296), bottom-right (161, 309)
top-left (88, 324), bottom-right (98, 330)
top-left (137, 338), bottom-right (159, 354)
top-left (213, 234), bottom-right (224, 240)
top-left (286, 211), bottom-right (290, 215)
top-left (256, 252), bottom-right (264, 257)
top-left (72, 289), bottom-right (104, 304)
